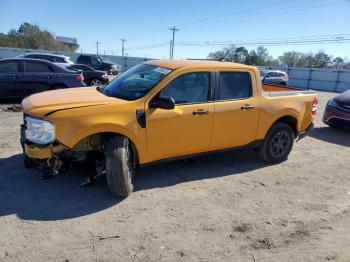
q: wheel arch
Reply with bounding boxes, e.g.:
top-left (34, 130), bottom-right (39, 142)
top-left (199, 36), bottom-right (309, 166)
top-left (269, 115), bottom-right (298, 138)
top-left (71, 131), bottom-right (141, 165)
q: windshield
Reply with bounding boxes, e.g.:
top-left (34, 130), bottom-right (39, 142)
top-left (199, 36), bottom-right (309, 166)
top-left (102, 63), bottom-right (172, 100)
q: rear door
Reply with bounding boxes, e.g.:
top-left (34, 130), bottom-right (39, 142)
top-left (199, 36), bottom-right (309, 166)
top-left (0, 60), bottom-right (22, 99)
top-left (20, 61), bottom-right (56, 97)
top-left (146, 71), bottom-right (215, 161)
top-left (210, 70), bottom-right (260, 150)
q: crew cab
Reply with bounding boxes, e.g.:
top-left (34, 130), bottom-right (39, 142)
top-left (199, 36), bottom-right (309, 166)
top-left (21, 60), bottom-right (317, 197)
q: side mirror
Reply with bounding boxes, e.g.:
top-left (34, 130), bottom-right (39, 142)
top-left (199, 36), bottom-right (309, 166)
top-left (149, 95), bottom-right (175, 110)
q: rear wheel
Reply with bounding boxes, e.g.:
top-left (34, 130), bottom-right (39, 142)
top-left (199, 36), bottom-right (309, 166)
top-left (104, 136), bottom-right (134, 197)
top-left (90, 78), bottom-right (103, 87)
top-left (259, 122), bottom-right (294, 163)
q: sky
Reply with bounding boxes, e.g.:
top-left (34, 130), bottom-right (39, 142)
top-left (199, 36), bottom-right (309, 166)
top-left (1, 0), bottom-right (350, 60)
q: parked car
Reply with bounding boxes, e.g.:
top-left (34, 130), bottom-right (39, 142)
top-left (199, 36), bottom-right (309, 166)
top-left (0, 58), bottom-right (85, 100)
top-left (17, 53), bottom-right (74, 67)
top-left (21, 60), bottom-right (317, 197)
top-left (260, 70), bottom-right (289, 86)
top-left (76, 54), bottom-right (121, 75)
top-left (323, 89), bottom-right (350, 129)
top-left (66, 64), bottom-right (109, 87)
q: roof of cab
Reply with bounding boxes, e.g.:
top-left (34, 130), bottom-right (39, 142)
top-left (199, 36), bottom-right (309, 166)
top-left (144, 59), bottom-right (254, 70)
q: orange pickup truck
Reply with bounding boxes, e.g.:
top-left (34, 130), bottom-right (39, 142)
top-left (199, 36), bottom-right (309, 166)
top-left (21, 60), bottom-right (317, 197)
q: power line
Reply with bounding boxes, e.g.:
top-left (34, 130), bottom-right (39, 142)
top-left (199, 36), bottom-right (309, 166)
top-left (169, 26), bottom-right (179, 59)
top-left (181, 0), bottom-right (345, 32)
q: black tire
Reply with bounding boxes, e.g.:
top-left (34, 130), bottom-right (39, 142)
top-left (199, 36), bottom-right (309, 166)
top-left (280, 82), bottom-right (287, 86)
top-left (104, 136), bottom-right (134, 197)
top-left (24, 156), bottom-right (34, 169)
top-left (259, 122), bottom-right (294, 163)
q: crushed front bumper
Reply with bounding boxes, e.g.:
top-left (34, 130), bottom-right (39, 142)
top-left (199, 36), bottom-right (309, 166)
top-left (24, 143), bottom-right (67, 159)
top-left (20, 123), bottom-right (66, 159)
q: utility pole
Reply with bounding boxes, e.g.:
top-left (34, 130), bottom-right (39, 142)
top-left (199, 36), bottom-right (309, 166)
top-left (169, 40), bottom-right (172, 59)
top-left (169, 26), bottom-right (179, 59)
top-left (120, 38), bottom-right (127, 57)
top-left (95, 41), bottom-right (100, 55)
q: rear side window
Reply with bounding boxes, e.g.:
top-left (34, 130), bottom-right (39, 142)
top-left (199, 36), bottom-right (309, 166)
top-left (50, 56), bottom-right (65, 63)
top-left (0, 61), bottom-right (20, 73)
top-left (25, 62), bottom-right (48, 73)
top-left (218, 72), bottom-right (252, 100)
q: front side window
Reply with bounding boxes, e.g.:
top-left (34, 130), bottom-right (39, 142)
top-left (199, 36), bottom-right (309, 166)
top-left (0, 61), bottom-right (20, 73)
top-left (219, 72), bottom-right (252, 100)
top-left (91, 57), bottom-right (100, 64)
top-left (103, 63), bottom-right (171, 100)
top-left (25, 62), bottom-right (47, 73)
top-left (161, 72), bottom-right (210, 104)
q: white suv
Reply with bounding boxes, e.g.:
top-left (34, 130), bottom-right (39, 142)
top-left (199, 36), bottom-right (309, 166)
top-left (17, 53), bottom-right (74, 68)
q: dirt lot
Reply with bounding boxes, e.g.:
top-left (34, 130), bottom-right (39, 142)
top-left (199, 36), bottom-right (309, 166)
top-left (0, 91), bottom-right (349, 262)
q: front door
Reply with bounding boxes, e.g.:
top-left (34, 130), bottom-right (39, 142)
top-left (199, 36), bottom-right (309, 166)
top-left (146, 71), bottom-right (214, 162)
top-left (20, 61), bottom-right (55, 97)
top-left (210, 70), bottom-right (260, 150)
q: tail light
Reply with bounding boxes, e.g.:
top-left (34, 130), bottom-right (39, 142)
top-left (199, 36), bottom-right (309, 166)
top-left (312, 97), bottom-right (318, 116)
top-left (76, 74), bottom-right (84, 82)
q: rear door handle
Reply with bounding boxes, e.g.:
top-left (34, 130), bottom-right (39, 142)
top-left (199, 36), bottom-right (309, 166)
top-left (47, 75), bottom-right (54, 79)
top-left (241, 104), bottom-right (255, 110)
top-left (193, 109), bottom-right (209, 115)
top-left (13, 75), bottom-right (20, 80)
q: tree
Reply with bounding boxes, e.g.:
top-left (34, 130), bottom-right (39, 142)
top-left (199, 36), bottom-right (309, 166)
top-left (256, 46), bottom-right (269, 65)
top-left (313, 51), bottom-right (331, 68)
top-left (232, 47), bottom-right (249, 64)
top-left (279, 51), bottom-right (301, 67)
top-left (247, 50), bottom-right (259, 65)
top-left (0, 22), bottom-right (79, 51)
top-left (333, 57), bottom-right (344, 69)
top-left (208, 50), bottom-right (226, 61)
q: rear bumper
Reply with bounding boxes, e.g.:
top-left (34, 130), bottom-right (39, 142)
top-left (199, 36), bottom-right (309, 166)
top-left (298, 123), bottom-right (314, 140)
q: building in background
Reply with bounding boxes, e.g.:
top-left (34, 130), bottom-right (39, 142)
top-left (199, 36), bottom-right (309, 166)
top-left (56, 36), bottom-right (79, 51)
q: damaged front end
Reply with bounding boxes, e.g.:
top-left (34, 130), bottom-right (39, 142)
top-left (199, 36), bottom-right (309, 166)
top-left (21, 117), bottom-right (106, 184)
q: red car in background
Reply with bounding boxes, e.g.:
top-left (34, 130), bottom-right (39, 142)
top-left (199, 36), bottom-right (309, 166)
top-left (323, 89), bottom-right (350, 129)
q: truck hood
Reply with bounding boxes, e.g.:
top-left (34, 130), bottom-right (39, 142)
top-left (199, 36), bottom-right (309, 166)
top-left (22, 87), bottom-right (122, 116)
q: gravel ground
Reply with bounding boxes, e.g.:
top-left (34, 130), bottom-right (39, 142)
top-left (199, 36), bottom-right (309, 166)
top-left (0, 91), bottom-right (349, 262)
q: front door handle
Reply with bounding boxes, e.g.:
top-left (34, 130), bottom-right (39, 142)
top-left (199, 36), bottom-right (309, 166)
top-left (241, 104), bottom-right (255, 110)
top-left (193, 109), bottom-right (209, 115)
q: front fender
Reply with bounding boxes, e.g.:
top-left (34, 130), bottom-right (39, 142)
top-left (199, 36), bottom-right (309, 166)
top-left (59, 123), bottom-right (146, 163)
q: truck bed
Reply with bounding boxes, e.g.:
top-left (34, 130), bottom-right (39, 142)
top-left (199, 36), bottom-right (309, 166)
top-left (262, 84), bottom-right (316, 97)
